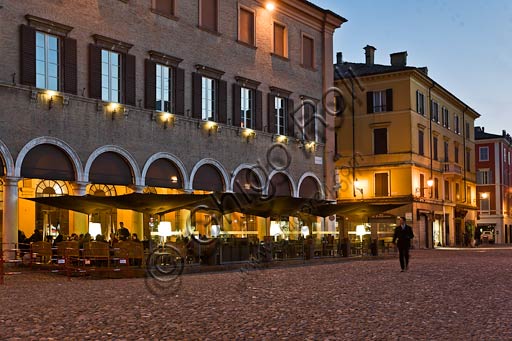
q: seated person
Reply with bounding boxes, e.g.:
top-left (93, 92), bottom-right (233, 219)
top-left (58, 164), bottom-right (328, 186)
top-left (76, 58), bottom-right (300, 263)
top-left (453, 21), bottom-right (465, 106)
top-left (131, 233), bottom-right (140, 242)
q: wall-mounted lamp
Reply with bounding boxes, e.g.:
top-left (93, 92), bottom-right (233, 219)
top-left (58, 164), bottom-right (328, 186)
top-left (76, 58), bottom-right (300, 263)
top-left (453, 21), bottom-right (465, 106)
top-left (300, 140), bottom-right (316, 152)
top-left (170, 175), bottom-right (178, 184)
top-left (480, 192), bottom-right (489, 199)
top-left (427, 179), bottom-right (434, 188)
top-left (46, 90), bottom-right (56, 109)
top-left (354, 178), bottom-right (363, 196)
top-left (199, 120), bottom-right (220, 136)
top-left (239, 128), bottom-right (256, 143)
top-left (273, 134), bottom-right (288, 144)
top-left (105, 102), bottom-right (127, 120)
top-left (159, 112), bottom-right (175, 129)
top-left (265, 2), bottom-right (275, 11)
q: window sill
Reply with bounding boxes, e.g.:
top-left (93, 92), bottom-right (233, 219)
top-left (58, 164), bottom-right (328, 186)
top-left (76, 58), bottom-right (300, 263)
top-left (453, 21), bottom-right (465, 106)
top-left (150, 9), bottom-right (179, 22)
top-left (270, 53), bottom-right (289, 62)
top-left (236, 40), bottom-right (257, 50)
top-left (197, 25), bottom-right (221, 36)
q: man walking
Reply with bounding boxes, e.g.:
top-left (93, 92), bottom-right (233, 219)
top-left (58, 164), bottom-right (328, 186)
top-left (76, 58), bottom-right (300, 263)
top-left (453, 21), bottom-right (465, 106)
top-left (393, 216), bottom-right (414, 272)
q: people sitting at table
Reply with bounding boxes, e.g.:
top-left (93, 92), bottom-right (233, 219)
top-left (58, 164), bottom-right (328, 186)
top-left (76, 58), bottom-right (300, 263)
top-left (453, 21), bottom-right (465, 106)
top-left (131, 233), bottom-right (140, 242)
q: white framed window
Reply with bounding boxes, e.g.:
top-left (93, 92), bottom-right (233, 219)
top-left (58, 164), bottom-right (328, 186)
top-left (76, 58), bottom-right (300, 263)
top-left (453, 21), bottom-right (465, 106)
top-left (36, 32), bottom-right (59, 91)
top-left (275, 96), bottom-right (286, 135)
top-left (240, 87), bottom-right (252, 128)
top-left (156, 64), bottom-right (172, 112)
top-left (416, 91), bottom-right (425, 115)
top-left (477, 169), bottom-right (491, 184)
top-left (101, 50), bottom-right (120, 102)
top-left (431, 100), bottom-right (439, 123)
top-left (442, 107), bottom-right (449, 128)
top-left (373, 90), bottom-right (387, 113)
top-left (479, 146), bottom-right (489, 161)
top-left (201, 76), bottom-right (215, 121)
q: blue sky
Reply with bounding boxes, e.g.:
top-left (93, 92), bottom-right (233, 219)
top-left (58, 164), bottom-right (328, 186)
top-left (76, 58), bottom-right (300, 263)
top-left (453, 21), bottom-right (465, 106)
top-left (311, 0), bottom-right (512, 135)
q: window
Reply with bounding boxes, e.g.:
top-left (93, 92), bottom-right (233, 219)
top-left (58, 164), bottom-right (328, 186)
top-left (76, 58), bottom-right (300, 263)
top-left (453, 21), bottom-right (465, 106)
top-left (467, 186), bottom-right (472, 204)
top-left (201, 77), bottom-right (216, 121)
top-left (420, 174), bottom-right (425, 197)
top-left (156, 64), bottom-right (172, 112)
top-left (275, 96), bottom-right (286, 135)
top-left (240, 87), bottom-right (253, 128)
top-left (444, 141), bottom-right (449, 162)
top-left (442, 107), bottom-right (449, 128)
top-left (455, 183), bottom-right (460, 200)
top-left (302, 101), bottom-right (316, 141)
top-left (479, 146), bottom-right (489, 161)
top-left (418, 130), bottom-right (425, 156)
top-left (430, 100), bottom-right (439, 123)
top-left (152, 0), bottom-right (175, 17)
top-left (416, 91), bottom-right (425, 115)
top-left (454, 145), bottom-right (459, 164)
top-left (374, 128), bottom-right (387, 154)
top-left (480, 195), bottom-right (490, 212)
top-left (273, 22), bottom-right (287, 57)
top-left (199, 0), bottom-right (218, 32)
top-left (466, 122), bottom-right (471, 139)
top-left (433, 136), bottom-right (438, 161)
top-left (302, 35), bottom-right (314, 69)
top-left (239, 7), bottom-right (255, 46)
top-left (36, 32), bottom-right (59, 90)
top-left (375, 172), bottom-right (389, 196)
top-left (89, 35), bottom-right (135, 105)
top-left (466, 149), bottom-right (471, 171)
top-left (367, 89), bottom-right (392, 113)
top-left (454, 114), bottom-right (460, 134)
top-left (434, 178), bottom-right (439, 199)
top-left (21, 21), bottom-right (76, 94)
top-left (444, 180), bottom-right (450, 200)
top-left (477, 170), bottom-right (491, 184)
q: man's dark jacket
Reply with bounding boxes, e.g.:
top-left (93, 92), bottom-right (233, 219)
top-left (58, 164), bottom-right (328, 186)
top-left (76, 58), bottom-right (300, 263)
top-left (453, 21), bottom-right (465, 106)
top-left (393, 225), bottom-right (414, 248)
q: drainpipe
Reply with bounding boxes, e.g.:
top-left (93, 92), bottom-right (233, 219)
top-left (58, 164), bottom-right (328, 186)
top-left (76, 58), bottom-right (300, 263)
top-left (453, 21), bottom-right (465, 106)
top-left (351, 77), bottom-right (356, 197)
top-left (428, 81), bottom-right (435, 185)
top-left (462, 105), bottom-right (468, 203)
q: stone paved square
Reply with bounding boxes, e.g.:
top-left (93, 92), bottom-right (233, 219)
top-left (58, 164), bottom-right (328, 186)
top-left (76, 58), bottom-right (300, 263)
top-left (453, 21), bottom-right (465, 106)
top-left (1, 248), bottom-right (511, 340)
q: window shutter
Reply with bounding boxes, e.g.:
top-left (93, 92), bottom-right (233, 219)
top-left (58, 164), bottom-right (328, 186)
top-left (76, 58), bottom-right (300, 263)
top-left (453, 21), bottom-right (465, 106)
top-left (305, 103), bottom-right (316, 141)
top-left (124, 53), bottom-right (136, 106)
top-left (144, 59), bottom-right (156, 110)
top-left (287, 98), bottom-right (295, 137)
top-left (88, 44), bottom-right (102, 100)
top-left (386, 89), bottom-right (393, 111)
top-left (175, 67), bottom-right (185, 115)
top-left (191, 72), bottom-right (202, 119)
top-left (63, 37), bottom-right (77, 94)
top-left (255, 90), bottom-right (262, 131)
top-left (366, 91), bottom-right (373, 113)
top-left (155, 0), bottom-right (174, 15)
top-left (200, 0), bottom-right (217, 31)
top-left (232, 84), bottom-right (241, 127)
top-left (416, 91), bottom-right (420, 112)
top-left (217, 79), bottom-right (227, 124)
top-left (20, 25), bottom-right (36, 86)
top-left (267, 94), bottom-right (276, 134)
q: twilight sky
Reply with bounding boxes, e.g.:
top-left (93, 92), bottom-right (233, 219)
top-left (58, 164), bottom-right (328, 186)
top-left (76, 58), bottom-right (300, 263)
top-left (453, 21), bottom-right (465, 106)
top-left (311, 0), bottom-right (512, 135)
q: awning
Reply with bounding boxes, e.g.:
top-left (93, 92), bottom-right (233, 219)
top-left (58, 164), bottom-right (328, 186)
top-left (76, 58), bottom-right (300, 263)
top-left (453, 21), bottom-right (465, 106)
top-left (308, 202), bottom-right (407, 218)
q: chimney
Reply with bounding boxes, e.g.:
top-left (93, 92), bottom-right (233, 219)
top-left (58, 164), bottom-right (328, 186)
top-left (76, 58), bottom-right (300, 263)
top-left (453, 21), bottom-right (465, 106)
top-left (363, 45), bottom-right (376, 65)
top-left (390, 51), bottom-right (408, 66)
top-left (336, 52), bottom-right (343, 64)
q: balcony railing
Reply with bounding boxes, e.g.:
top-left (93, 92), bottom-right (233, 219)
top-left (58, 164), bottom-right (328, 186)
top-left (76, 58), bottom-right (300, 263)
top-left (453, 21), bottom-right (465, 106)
top-left (443, 162), bottom-right (462, 176)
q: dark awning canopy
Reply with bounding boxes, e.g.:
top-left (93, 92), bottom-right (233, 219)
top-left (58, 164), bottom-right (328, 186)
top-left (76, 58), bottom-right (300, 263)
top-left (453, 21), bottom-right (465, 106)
top-left (23, 194), bottom-right (405, 218)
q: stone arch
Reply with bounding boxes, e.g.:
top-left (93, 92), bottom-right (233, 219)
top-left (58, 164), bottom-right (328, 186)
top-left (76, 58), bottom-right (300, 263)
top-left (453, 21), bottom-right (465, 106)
top-left (14, 136), bottom-right (84, 181)
top-left (297, 172), bottom-right (324, 199)
top-left (141, 152), bottom-right (188, 190)
top-left (230, 163), bottom-right (265, 194)
top-left (189, 158), bottom-right (230, 192)
top-left (0, 138), bottom-right (15, 177)
top-left (84, 145), bottom-right (141, 186)
top-left (266, 170), bottom-right (297, 197)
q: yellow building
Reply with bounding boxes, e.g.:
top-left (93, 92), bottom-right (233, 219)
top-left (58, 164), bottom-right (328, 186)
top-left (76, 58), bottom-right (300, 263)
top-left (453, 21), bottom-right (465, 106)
top-left (333, 47), bottom-right (480, 248)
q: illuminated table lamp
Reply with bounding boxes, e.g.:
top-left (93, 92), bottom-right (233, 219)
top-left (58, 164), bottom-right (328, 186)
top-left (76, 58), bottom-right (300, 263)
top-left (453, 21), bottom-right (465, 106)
top-left (270, 222), bottom-right (283, 241)
top-left (158, 221), bottom-right (172, 245)
top-left (88, 222), bottom-right (102, 238)
top-left (301, 225), bottom-right (310, 238)
top-left (211, 225), bottom-right (221, 238)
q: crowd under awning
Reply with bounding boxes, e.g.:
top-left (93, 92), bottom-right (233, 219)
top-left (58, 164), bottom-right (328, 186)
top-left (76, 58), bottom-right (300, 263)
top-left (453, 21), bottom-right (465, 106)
top-left (23, 193), bottom-right (406, 218)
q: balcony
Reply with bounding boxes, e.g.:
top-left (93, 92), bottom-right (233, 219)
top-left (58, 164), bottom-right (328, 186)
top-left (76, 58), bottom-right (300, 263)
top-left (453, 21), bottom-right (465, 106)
top-left (443, 162), bottom-right (462, 178)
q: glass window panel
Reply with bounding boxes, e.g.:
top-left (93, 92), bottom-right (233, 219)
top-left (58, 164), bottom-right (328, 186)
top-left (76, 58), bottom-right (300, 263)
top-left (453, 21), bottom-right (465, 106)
top-left (102, 88), bottom-right (109, 101)
top-left (48, 36), bottom-right (58, 50)
top-left (47, 63), bottom-right (57, 78)
top-left (102, 75), bottom-right (109, 88)
top-left (48, 50), bottom-right (58, 64)
top-left (36, 32), bottom-right (44, 47)
top-left (36, 75), bottom-right (45, 89)
top-left (111, 78), bottom-right (118, 90)
top-left (111, 89), bottom-right (119, 103)
top-left (36, 61), bottom-right (45, 74)
top-left (111, 53), bottom-right (119, 66)
top-left (111, 65), bottom-right (119, 78)
top-left (36, 47), bottom-right (45, 61)
top-left (102, 50), bottom-right (109, 63)
top-left (48, 77), bottom-right (58, 91)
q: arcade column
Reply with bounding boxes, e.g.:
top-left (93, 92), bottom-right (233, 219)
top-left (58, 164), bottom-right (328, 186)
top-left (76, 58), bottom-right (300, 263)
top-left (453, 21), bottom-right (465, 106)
top-left (2, 177), bottom-right (20, 260)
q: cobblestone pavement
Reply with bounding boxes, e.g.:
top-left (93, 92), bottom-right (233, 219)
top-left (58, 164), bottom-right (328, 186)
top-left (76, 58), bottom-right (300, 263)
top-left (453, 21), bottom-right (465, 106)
top-left (1, 248), bottom-right (511, 340)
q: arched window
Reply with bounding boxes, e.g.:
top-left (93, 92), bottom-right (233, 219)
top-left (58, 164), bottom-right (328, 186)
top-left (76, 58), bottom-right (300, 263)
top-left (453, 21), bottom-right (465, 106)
top-left (87, 184), bottom-right (117, 196)
top-left (36, 180), bottom-right (69, 197)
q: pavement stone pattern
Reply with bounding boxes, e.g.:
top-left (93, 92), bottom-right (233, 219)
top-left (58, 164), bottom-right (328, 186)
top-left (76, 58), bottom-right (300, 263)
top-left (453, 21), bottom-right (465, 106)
top-left (1, 248), bottom-right (511, 340)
